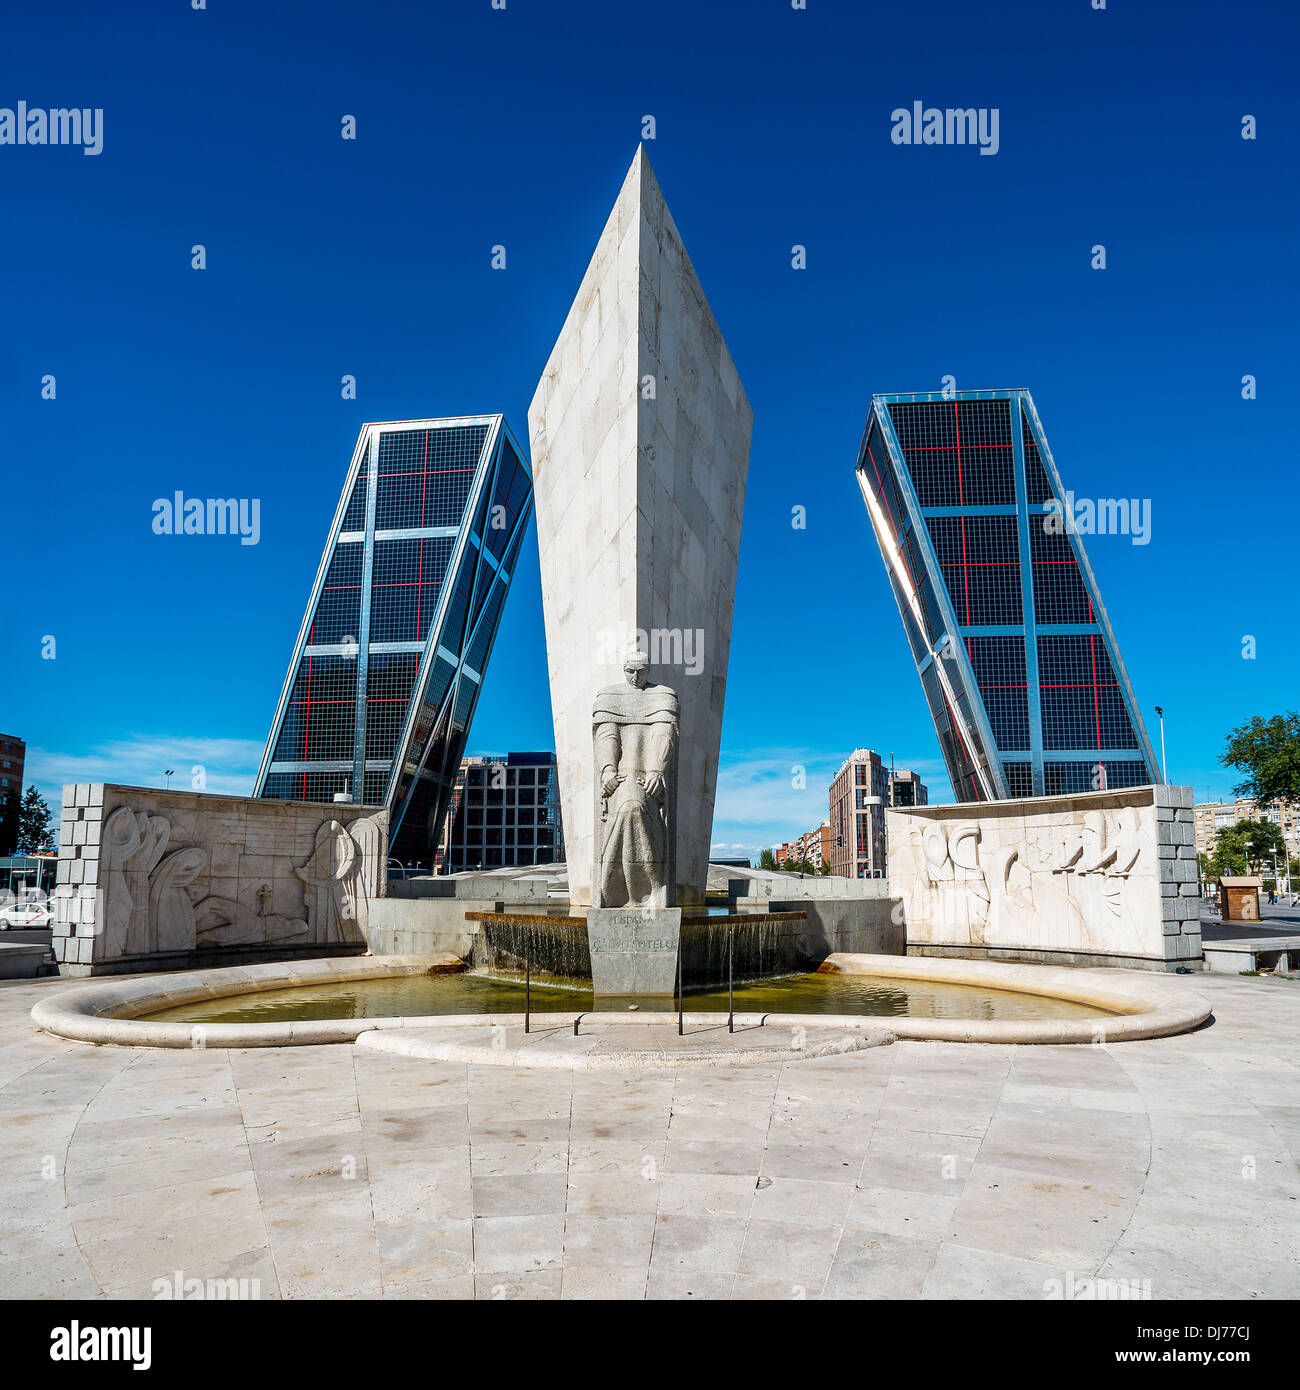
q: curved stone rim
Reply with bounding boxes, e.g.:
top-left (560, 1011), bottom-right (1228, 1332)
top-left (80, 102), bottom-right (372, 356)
top-left (818, 952), bottom-right (1212, 1043)
top-left (353, 1021), bottom-right (895, 1071)
top-left (29, 950), bottom-right (1211, 1049)
top-left (29, 953), bottom-right (462, 1049)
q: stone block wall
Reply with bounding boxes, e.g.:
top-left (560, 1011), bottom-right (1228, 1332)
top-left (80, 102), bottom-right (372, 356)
top-left (368, 877), bottom-right (555, 959)
top-left (887, 785), bottom-right (1201, 971)
top-left (52, 784), bottom-right (387, 976)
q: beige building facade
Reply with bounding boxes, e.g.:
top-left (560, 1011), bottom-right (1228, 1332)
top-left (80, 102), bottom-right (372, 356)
top-left (775, 820), bottom-right (831, 870)
top-left (1193, 797), bottom-right (1300, 862)
top-left (829, 749), bottom-right (889, 879)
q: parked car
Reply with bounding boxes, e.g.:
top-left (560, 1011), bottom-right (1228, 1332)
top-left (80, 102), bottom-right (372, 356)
top-left (0, 902), bottom-right (53, 929)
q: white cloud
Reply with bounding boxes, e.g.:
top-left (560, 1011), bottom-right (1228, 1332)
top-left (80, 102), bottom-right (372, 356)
top-left (711, 748), bottom-right (839, 829)
top-left (708, 746), bottom-right (953, 858)
top-left (24, 735), bottom-right (264, 805)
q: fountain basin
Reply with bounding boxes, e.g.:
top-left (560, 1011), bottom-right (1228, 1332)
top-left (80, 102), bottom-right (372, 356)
top-left (464, 907), bottom-right (812, 995)
top-left (29, 950), bottom-right (1211, 1049)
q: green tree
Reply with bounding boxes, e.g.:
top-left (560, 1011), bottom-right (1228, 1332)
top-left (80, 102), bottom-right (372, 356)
top-left (1208, 817), bottom-right (1287, 880)
top-left (758, 847), bottom-right (777, 871)
top-left (14, 787), bottom-right (56, 855)
top-left (1221, 712), bottom-right (1300, 805)
top-left (0, 788), bottom-right (18, 857)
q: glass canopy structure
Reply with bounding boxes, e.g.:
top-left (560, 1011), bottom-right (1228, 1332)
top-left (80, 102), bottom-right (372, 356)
top-left (855, 389), bottom-right (1161, 802)
top-left (254, 416), bottom-right (534, 862)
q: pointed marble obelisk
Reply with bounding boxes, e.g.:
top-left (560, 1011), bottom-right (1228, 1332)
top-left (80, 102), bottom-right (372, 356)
top-left (528, 147), bottom-right (753, 907)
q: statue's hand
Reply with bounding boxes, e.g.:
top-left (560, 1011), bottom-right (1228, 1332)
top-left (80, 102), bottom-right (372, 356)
top-left (643, 771), bottom-right (664, 800)
top-left (601, 772), bottom-right (622, 799)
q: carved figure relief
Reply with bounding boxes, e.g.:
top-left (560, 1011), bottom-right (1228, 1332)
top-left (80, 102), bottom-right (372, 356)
top-left (349, 818), bottom-right (383, 905)
top-left (193, 883), bottom-right (309, 947)
top-left (904, 806), bottom-right (1150, 951)
top-left (100, 806), bottom-right (172, 958)
top-left (294, 820), bottom-right (369, 943)
top-left (912, 819), bottom-right (991, 941)
top-left (1051, 807), bottom-right (1145, 925)
top-left (92, 804), bottom-right (384, 960)
top-left (148, 847), bottom-right (209, 953)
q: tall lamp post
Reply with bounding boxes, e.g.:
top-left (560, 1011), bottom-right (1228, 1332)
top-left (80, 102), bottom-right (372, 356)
top-left (1153, 706), bottom-right (1167, 782)
top-left (163, 769), bottom-right (174, 790)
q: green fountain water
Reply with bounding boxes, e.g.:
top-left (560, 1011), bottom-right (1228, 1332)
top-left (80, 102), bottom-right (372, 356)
top-left (142, 968), bottom-right (1113, 1025)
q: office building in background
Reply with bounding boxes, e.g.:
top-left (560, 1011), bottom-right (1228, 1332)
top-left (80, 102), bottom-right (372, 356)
top-left (0, 734), bottom-right (25, 803)
top-left (855, 389), bottom-right (1162, 801)
top-left (435, 753), bottom-right (564, 873)
top-left (889, 769), bottom-right (929, 808)
top-left (255, 416), bottom-right (534, 865)
top-left (829, 748), bottom-right (889, 878)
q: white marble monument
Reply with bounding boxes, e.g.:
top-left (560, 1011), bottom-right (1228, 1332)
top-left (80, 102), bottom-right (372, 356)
top-left (528, 147), bottom-right (753, 907)
top-left (593, 657), bottom-right (678, 909)
top-left (887, 784), bottom-right (1202, 971)
top-left (50, 784), bottom-right (387, 975)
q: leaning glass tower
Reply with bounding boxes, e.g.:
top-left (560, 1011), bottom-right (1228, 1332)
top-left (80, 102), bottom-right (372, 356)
top-left (255, 415), bottom-right (534, 862)
top-left (855, 389), bottom-right (1161, 802)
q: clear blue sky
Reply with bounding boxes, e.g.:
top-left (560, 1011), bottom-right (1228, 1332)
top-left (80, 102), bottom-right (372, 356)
top-left (5, 0), bottom-right (1297, 858)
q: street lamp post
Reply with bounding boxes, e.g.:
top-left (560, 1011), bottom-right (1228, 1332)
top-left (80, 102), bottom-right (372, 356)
top-left (1153, 706), bottom-right (1167, 782)
top-left (163, 769), bottom-right (174, 790)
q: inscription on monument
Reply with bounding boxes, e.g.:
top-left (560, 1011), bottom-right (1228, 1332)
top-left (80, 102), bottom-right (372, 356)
top-left (585, 905), bottom-right (683, 997)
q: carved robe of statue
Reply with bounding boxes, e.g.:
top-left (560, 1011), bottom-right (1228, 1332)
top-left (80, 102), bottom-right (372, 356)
top-left (593, 675), bottom-right (678, 908)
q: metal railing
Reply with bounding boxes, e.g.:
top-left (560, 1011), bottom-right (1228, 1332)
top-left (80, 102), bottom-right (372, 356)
top-left (676, 919), bottom-right (762, 1036)
top-left (677, 943), bottom-right (684, 1035)
top-left (728, 924), bottom-right (735, 1033)
top-left (518, 919), bottom-right (775, 1039)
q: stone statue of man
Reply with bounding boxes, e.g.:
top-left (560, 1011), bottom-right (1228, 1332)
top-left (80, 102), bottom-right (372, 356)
top-left (593, 657), bottom-right (678, 908)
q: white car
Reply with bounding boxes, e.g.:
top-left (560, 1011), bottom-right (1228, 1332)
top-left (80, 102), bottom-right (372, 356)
top-left (0, 902), bottom-right (52, 929)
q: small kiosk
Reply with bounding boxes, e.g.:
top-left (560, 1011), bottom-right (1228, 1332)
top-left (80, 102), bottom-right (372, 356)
top-left (1218, 876), bottom-right (1263, 923)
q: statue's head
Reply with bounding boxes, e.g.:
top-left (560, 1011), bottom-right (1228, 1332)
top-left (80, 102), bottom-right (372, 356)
top-left (623, 655), bottom-right (648, 688)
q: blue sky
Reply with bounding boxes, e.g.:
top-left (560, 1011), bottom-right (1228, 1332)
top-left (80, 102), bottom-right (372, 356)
top-left (4, 0), bottom-right (1297, 857)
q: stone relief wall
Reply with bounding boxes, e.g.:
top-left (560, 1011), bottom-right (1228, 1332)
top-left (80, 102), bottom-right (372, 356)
top-left (888, 785), bottom-right (1200, 968)
top-left (51, 785), bottom-right (387, 974)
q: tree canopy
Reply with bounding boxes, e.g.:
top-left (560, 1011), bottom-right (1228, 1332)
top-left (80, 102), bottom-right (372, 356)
top-left (14, 787), bottom-right (56, 855)
top-left (1221, 712), bottom-right (1300, 805)
top-left (1208, 817), bottom-right (1287, 880)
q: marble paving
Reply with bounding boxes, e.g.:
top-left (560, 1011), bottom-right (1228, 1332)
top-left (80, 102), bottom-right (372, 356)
top-left (1, 969), bottom-right (1297, 1300)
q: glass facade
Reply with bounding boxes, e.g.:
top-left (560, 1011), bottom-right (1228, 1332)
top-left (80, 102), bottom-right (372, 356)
top-left (888, 771), bottom-right (928, 808)
top-left (854, 390), bottom-right (1160, 802)
top-left (255, 416), bottom-right (534, 865)
top-left (435, 753), bottom-right (564, 873)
